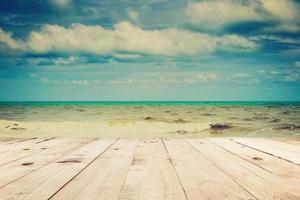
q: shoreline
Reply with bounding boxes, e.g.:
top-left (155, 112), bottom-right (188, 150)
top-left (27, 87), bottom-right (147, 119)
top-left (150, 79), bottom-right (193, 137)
top-left (1, 119), bottom-right (300, 138)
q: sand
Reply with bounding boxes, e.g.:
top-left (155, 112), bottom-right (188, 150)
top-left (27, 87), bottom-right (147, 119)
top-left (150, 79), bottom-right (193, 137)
top-left (0, 119), bottom-right (211, 138)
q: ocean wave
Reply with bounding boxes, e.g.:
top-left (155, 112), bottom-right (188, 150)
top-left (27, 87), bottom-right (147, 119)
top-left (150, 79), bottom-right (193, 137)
top-left (273, 124), bottom-right (300, 131)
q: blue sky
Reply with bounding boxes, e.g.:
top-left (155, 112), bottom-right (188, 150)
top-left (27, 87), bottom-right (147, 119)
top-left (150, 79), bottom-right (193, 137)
top-left (0, 0), bottom-right (300, 101)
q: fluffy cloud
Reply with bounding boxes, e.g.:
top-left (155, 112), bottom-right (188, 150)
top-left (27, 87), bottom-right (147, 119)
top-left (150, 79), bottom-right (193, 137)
top-left (256, 68), bottom-right (300, 83)
top-left (71, 80), bottom-right (89, 85)
top-left (259, 0), bottom-right (299, 21)
top-left (186, 0), bottom-right (300, 32)
top-left (52, 56), bottom-right (86, 65)
top-left (25, 56), bottom-right (86, 66)
top-left (250, 35), bottom-right (300, 45)
top-left (295, 61), bottom-right (300, 68)
top-left (41, 78), bottom-right (90, 85)
top-left (50, 0), bottom-right (71, 8)
top-left (0, 22), bottom-right (256, 57)
top-left (112, 53), bottom-right (141, 60)
top-left (0, 28), bottom-right (26, 51)
top-left (263, 24), bottom-right (300, 33)
top-left (29, 73), bottom-right (37, 78)
top-left (233, 73), bottom-right (248, 78)
top-left (127, 9), bottom-right (140, 23)
top-left (108, 72), bottom-right (219, 86)
top-left (186, 0), bottom-right (260, 30)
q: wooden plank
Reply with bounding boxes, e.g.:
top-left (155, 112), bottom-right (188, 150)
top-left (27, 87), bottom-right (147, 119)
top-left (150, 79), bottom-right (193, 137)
top-left (232, 138), bottom-right (300, 165)
top-left (0, 138), bottom-right (62, 166)
top-left (0, 138), bottom-right (116, 200)
top-left (209, 138), bottom-right (300, 183)
top-left (0, 137), bottom-right (53, 155)
top-left (118, 139), bottom-right (187, 200)
top-left (0, 140), bottom-right (17, 150)
top-left (0, 138), bottom-right (22, 144)
top-left (163, 138), bottom-right (254, 200)
top-left (50, 138), bottom-right (138, 200)
top-left (0, 138), bottom-right (91, 188)
top-left (0, 138), bottom-right (39, 145)
top-left (186, 138), bottom-right (300, 200)
top-left (0, 137), bottom-right (45, 154)
top-left (0, 138), bottom-right (15, 142)
top-left (255, 138), bottom-right (300, 154)
top-left (273, 138), bottom-right (300, 146)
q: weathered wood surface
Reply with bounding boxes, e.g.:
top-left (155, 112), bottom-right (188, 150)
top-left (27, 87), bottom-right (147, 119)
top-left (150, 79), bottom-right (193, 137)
top-left (0, 138), bottom-right (116, 200)
top-left (118, 139), bottom-right (187, 200)
top-left (0, 138), bottom-right (62, 166)
top-left (0, 138), bottom-right (91, 188)
top-left (186, 138), bottom-right (300, 199)
top-left (209, 138), bottom-right (300, 183)
top-left (0, 137), bottom-right (299, 200)
top-left (232, 137), bottom-right (300, 165)
top-left (51, 138), bottom-right (138, 200)
top-left (0, 137), bottom-right (49, 155)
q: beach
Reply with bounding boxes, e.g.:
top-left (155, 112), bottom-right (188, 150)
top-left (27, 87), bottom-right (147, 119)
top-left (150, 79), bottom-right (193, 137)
top-left (0, 102), bottom-right (300, 199)
top-left (1, 101), bottom-right (300, 138)
top-left (1, 0), bottom-right (300, 198)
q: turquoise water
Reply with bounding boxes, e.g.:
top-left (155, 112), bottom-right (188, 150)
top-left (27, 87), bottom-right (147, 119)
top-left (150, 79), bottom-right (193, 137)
top-left (1, 101), bottom-right (300, 106)
top-left (1, 101), bottom-right (300, 136)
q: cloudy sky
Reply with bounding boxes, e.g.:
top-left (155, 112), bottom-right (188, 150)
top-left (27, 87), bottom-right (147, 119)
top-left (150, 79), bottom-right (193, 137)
top-left (0, 0), bottom-right (300, 101)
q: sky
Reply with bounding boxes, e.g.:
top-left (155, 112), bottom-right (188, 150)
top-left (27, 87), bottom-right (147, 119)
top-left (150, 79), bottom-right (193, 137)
top-left (0, 0), bottom-right (300, 101)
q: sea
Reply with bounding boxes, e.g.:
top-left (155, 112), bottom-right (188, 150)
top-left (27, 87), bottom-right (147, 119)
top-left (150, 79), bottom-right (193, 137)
top-left (0, 101), bottom-right (300, 137)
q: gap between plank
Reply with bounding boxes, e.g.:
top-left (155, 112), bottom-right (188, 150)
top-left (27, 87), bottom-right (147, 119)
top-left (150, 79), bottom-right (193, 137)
top-left (6, 137), bottom-right (39, 145)
top-left (35, 137), bottom-right (56, 144)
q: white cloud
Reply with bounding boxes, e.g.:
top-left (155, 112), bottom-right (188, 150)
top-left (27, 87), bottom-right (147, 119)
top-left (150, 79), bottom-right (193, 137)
top-left (71, 80), bottom-right (89, 85)
top-left (186, 0), bottom-right (300, 32)
top-left (50, 0), bottom-right (71, 8)
top-left (280, 48), bottom-right (300, 56)
top-left (41, 77), bottom-right (50, 84)
top-left (29, 73), bottom-right (37, 78)
top-left (246, 78), bottom-right (261, 85)
top-left (264, 24), bottom-right (300, 33)
top-left (53, 56), bottom-right (86, 65)
top-left (233, 73), bottom-right (248, 78)
top-left (195, 73), bottom-right (218, 82)
top-left (250, 35), bottom-right (300, 45)
top-left (284, 74), bottom-right (300, 82)
top-left (112, 53), bottom-right (141, 60)
top-left (256, 69), bottom-right (300, 83)
top-left (260, 0), bottom-right (299, 21)
top-left (0, 28), bottom-right (26, 51)
top-left (257, 70), bottom-right (265, 75)
top-left (186, 1), bottom-right (260, 30)
top-left (270, 70), bottom-right (280, 75)
top-left (0, 22), bottom-right (256, 57)
top-left (261, 0), bottom-right (300, 33)
top-left (26, 56), bottom-right (86, 66)
top-left (41, 78), bottom-right (89, 86)
top-left (282, 72), bottom-right (300, 82)
top-left (295, 61), bottom-right (300, 68)
top-left (127, 9), bottom-right (140, 23)
top-left (108, 72), bottom-right (219, 86)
